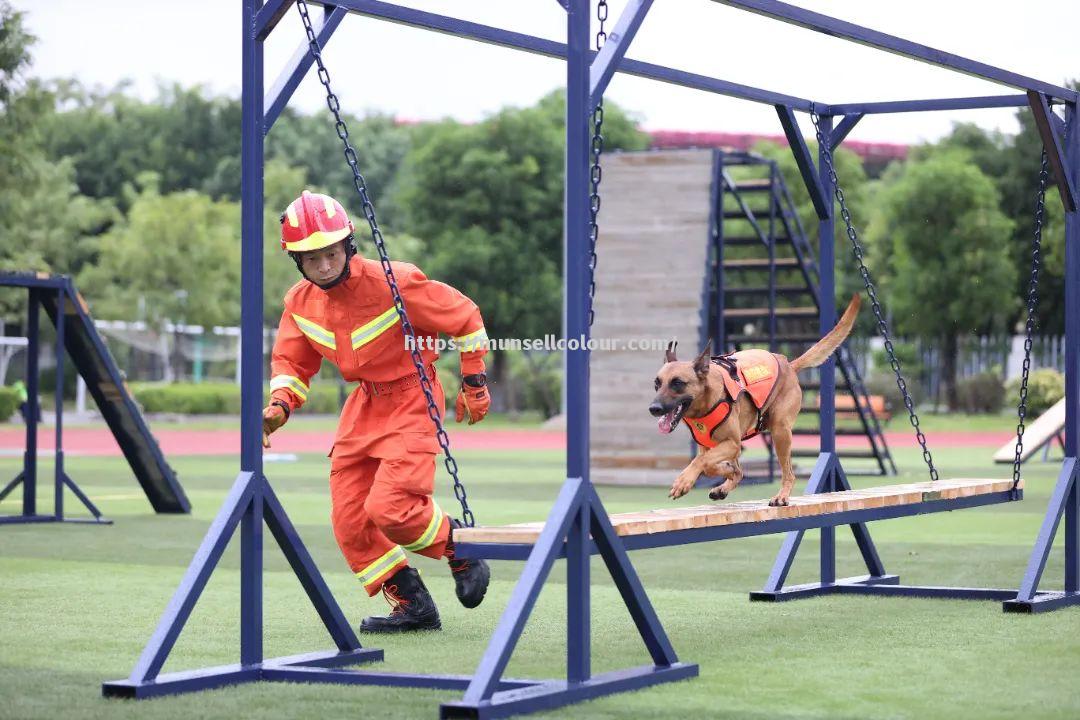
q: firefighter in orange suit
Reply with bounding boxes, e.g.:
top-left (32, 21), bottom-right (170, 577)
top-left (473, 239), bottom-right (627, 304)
top-left (261, 190), bottom-right (491, 633)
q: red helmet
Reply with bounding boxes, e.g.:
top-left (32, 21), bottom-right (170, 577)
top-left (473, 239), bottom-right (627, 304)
top-left (280, 191), bottom-right (354, 252)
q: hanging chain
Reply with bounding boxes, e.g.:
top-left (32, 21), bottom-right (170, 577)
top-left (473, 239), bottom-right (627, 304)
top-left (586, 0), bottom-right (608, 328)
top-left (809, 106), bottom-right (939, 482)
top-left (296, 0), bottom-right (474, 526)
top-left (1012, 150), bottom-right (1050, 491)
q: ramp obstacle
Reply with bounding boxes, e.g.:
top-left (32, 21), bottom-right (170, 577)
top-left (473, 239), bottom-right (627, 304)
top-left (0, 272), bottom-right (190, 525)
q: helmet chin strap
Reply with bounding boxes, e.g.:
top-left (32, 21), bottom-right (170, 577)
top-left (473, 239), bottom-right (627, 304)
top-left (290, 236), bottom-right (357, 291)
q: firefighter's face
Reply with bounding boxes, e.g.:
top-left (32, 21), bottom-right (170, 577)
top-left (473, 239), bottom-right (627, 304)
top-left (299, 241), bottom-right (347, 284)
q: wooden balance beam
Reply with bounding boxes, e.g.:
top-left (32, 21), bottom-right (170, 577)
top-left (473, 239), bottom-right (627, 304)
top-left (454, 478), bottom-right (1020, 549)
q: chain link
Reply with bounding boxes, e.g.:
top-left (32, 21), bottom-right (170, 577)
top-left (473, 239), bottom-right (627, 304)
top-left (1012, 150), bottom-right (1050, 490)
top-left (586, 0), bottom-right (608, 328)
top-left (809, 107), bottom-right (939, 482)
top-left (296, 0), bottom-right (475, 526)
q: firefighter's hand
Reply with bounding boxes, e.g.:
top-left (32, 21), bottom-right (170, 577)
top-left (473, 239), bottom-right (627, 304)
top-left (455, 374), bottom-right (489, 425)
top-left (262, 403), bottom-right (288, 448)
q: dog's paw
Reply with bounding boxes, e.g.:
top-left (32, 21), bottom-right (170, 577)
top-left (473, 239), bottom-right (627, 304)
top-left (767, 496), bottom-right (790, 507)
top-left (709, 487), bottom-right (728, 501)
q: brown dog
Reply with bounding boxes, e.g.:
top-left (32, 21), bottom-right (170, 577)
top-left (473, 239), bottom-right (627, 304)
top-left (649, 295), bottom-right (861, 506)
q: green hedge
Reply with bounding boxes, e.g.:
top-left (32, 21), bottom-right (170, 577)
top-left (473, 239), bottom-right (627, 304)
top-left (130, 381), bottom-right (350, 415)
top-left (1005, 368), bottom-right (1065, 416)
top-left (0, 386), bottom-right (19, 422)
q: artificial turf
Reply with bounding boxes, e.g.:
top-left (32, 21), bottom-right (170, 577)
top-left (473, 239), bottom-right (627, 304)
top-left (1, 441), bottom-right (1078, 719)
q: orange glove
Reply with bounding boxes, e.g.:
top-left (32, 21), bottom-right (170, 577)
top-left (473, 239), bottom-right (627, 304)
top-left (262, 401), bottom-right (289, 448)
top-left (455, 374), bottom-right (489, 425)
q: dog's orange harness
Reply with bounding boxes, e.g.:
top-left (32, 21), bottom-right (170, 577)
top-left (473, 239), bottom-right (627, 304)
top-left (682, 349), bottom-right (781, 448)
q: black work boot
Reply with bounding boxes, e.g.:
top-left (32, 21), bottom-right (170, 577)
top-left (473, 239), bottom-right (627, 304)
top-left (359, 567), bottom-right (441, 633)
top-left (446, 518), bottom-right (491, 609)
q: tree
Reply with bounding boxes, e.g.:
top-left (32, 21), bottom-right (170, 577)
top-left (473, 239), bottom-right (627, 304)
top-left (78, 175), bottom-right (242, 329)
top-left (873, 151), bottom-right (1016, 410)
top-left (392, 91), bottom-right (648, 393)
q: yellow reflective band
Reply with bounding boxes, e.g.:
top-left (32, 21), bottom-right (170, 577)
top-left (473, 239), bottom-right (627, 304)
top-left (356, 546), bottom-right (407, 589)
top-left (283, 226), bottom-right (352, 253)
top-left (351, 307), bottom-right (401, 350)
top-left (286, 203), bottom-right (299, 228)
top-left (454, 326), bottom-right (488, 352)
top-left (402, 504), bottom-right (445, 552)
top-left (270, 374), bottom-right (309, 401)
top-left (323, 195), bottom-right (336, 218)
top-left (291, 313), bottom-right (336, 350)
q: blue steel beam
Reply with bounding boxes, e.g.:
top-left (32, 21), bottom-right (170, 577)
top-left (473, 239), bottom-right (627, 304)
top-left (828, 95), bottom-right (1031, 116)
top-left (775, 105), bottom-right (829, 219)
top-left (588, 0), bottom-right (654, 108)
top-left (713, 0), bottom-right (1077, 102)
top-left (301, 0), bottom-right (819, 112)
top-left (1027, 91), bottom-right (1078, 212)
top-left (264, 6), bottom-right (347, 134)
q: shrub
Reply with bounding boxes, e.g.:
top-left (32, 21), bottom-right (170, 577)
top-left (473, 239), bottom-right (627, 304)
top-left (1006, 368), bottom-right (1065, 416)
top-left (864, 372), bottom-right (906, 419)
top-left (955, 371), bottom-right (1004, 414)
top-left (129, 381), bottom-right (352, 415)
top-left (0, 386), bottom-right (19, 422)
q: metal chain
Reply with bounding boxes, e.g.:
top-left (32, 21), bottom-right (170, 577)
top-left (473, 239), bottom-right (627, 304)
top-left (586, 0), bottom-right (608, 328)
top-left (296, 0), bottom-right (475, 526)
top-left (1012, 150), bottom-right (1050, 490)
top-left (809, 106), bottom-right (939, 482)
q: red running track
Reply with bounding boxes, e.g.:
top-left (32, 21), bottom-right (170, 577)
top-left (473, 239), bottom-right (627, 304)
top-left (0, 426), bottom-right (1019, 457)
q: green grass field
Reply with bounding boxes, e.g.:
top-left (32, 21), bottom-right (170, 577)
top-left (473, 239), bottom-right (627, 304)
top-left (2, 442), bottom-right (1079, 719)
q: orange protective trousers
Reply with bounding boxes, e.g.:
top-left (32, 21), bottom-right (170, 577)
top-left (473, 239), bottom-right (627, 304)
top-left (329, 371), bottom-right (451, 596)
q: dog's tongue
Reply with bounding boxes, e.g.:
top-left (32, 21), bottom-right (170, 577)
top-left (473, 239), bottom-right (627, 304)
top-left (657, 411), bottom-right (675, 434)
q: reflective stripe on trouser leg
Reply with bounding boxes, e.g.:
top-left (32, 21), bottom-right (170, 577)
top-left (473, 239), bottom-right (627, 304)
top-left (355, 546), bottom-right (408, 594)
top-left (401, 502), bottom-right (446, 552)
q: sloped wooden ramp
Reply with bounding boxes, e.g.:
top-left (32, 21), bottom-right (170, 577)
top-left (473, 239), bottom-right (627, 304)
top-left (589, 150), bottom-right (714, 486)
top-left (454, 479), bottom-right (1021, 546)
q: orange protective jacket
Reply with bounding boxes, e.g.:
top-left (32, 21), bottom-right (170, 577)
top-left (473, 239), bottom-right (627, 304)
top-left (268, 255), bottom-right (487, 429)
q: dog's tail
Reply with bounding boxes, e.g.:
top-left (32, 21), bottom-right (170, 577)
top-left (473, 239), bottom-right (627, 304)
top-left (790, 294), bottom-right (862, 372)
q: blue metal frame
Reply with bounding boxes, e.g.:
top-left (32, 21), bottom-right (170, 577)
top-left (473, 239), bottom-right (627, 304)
top-left (0, 272), bottom-right (190, 523)
top-left (103, 0), bottom-right (1080, 716)
top-left (0, 277), bottom-right (109, 525)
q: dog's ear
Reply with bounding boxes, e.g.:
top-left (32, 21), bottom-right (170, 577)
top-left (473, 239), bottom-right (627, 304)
top-left (693, 340), bottom-right (712, 378)
top-left (665, 340), bottom-right (678, 364)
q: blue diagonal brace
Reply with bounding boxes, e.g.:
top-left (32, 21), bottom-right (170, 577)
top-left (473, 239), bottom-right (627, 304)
top-left (587, 486), bottom-right (679, 666)
top-left (263, 5), bottom-right (348, 134)
top-left (254, 0), bottom-right (297, 40)
top-left (830, 114), bottom-right (863, 148)
top-left (1017, 458), bottom-right (1077, 601)
top-left (761, 453), bottom-right (833, 592)
top-left (1027, 91), bottom-right (1078, 212)
top-left (129, 472), bottom-right (257, 683)
top-left (262, 477), bottom-right (362, 652)
top-left (588, 0), bottom-right (654, 111)
top-left (832, 463), bottom-right (887, 577)
top-left (776, 105), bottom-right (829, 219)
top-left (463, 478), bottom-right (588, 704)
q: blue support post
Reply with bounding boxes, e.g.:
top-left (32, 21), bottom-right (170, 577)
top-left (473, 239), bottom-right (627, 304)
top-left (24, 289), bottom-right (38, 516)
top-left (53, 286), bottom-right (64, 519)
top-left (565, 0), bottom-right (590, 486)
top-left (566, 500), bottom-right (590, 684)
